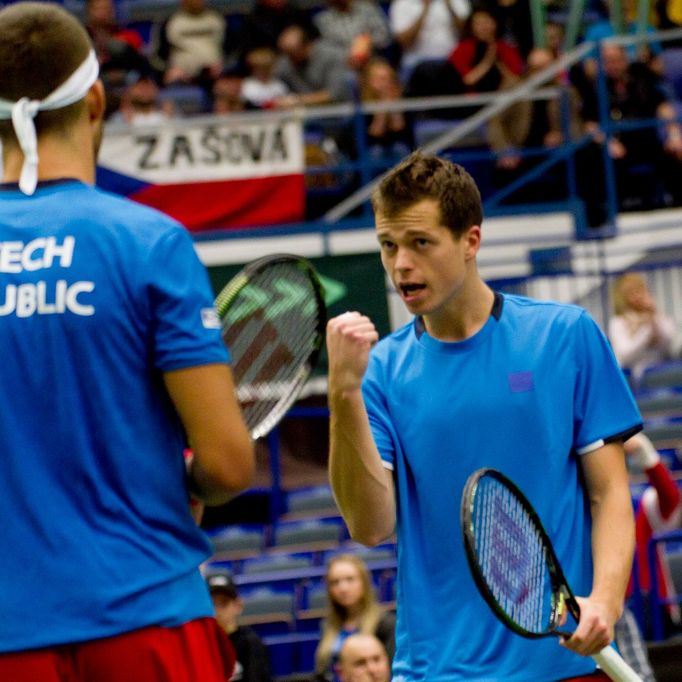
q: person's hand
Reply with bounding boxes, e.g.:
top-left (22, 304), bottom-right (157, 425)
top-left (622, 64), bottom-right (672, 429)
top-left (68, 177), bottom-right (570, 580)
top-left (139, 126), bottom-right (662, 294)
top-left (326, 312), bottom-right (379, 394)
top-left (271, 94), bottom-right (302, 109)
top-left (349, 33), bottom-right (372, 70)
top-left (560, 595), bottom-right (619, 657)
top-left (543, 131), bottom-right (563, 147)
top-left (664, 129), bottom-right (682, 160)
top-left (484, 41), bottom-right (498, 63)
top-left (207, 62), bottom-right (223, 80)
top-left (607, 137), bottom-right (627, 159)
top-left (496, 153), bottom-right (521, 170)
top-left (163, 66), bottom-right (191, 85)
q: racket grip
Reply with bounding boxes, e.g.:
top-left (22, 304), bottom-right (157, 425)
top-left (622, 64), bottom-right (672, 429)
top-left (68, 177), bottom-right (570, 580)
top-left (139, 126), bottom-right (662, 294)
top-left (592, 645), bottom-right (643, 682)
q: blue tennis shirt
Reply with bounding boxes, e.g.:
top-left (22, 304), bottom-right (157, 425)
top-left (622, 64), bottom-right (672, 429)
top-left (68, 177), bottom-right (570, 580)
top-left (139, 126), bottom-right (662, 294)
top-left (363, 293), bottom-right (642, 681)
top-left (0, 180), bottom-right (229, 651)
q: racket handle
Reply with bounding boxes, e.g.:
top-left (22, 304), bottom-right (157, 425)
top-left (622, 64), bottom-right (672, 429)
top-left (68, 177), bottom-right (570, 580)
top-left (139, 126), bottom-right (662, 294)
top-left (592, 645), bottom-right (643, 682)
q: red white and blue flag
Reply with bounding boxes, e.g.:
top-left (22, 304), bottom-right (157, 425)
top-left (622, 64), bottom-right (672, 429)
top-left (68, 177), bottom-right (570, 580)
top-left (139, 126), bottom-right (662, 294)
top-left (96, 115), bottom-right (306, 232)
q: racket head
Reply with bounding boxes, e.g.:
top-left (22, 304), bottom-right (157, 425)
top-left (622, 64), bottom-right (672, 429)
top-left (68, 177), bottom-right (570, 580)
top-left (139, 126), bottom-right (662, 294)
top-left (461, 468), bottom-right (578, 639)
top-left (215, 254), bottom-right (326, 440)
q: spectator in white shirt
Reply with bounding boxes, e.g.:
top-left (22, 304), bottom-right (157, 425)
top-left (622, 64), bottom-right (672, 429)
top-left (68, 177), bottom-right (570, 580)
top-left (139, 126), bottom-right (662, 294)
top-left (609, 272), bottom-right (678, 382)
top-left (389, 0), bottom-right (470, 75)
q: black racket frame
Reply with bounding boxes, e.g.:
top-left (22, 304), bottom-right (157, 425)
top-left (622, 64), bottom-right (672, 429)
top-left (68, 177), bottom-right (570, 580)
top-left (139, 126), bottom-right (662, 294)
top-left (461, 467), bottom-right (581, 639)
top-left (214, 253), bottom-right (326, 440)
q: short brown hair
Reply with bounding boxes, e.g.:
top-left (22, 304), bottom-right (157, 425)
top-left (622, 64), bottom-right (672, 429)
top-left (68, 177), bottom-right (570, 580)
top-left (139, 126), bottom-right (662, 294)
top-left (0, 2), bottom-right (93, 145)
top-left (371, 151), bottom-right (483, 238)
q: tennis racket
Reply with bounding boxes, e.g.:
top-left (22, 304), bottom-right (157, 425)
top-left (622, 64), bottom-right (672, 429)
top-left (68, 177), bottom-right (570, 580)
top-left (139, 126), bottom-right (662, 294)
top-left (460, 468), bottom-right (642, 682)
top-left (215, 254), bottom-right (326, 440)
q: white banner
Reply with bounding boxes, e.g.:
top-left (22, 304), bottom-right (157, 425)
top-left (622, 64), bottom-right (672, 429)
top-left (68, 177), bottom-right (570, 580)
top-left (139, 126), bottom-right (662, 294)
top-left (99, 116), bottom-right (305, 185)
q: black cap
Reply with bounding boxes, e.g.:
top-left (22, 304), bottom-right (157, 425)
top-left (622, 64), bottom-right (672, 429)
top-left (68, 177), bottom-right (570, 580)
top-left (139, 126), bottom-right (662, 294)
top-left (206, 571), bottom-right (238, 598)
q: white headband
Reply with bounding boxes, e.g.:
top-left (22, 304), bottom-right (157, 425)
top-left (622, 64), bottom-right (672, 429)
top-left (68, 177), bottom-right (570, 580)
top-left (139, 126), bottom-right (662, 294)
top-left (0, 50), bottom-right (99, 195)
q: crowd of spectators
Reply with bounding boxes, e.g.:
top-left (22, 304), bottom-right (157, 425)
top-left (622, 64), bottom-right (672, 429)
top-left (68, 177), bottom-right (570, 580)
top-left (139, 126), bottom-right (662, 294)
top-left (75, 0), bottom-right (682, 224)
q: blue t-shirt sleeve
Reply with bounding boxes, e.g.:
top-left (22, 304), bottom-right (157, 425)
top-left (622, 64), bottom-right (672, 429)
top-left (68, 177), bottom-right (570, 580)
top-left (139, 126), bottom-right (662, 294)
top-left (573, 311), bottom-right (642, 453)
top-left (147, 227), bottom-right (229, 371)
top-left (363, 351), bottom-right (397, 470)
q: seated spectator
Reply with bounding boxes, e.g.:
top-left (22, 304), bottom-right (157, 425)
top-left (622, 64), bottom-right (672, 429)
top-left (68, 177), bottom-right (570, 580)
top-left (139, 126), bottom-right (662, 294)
top-left (336, 633), bottom-right (391, 682)
top-left (85, 0), bottom-right (149, 88)
top-left (358, 58), bottom-right (413, 164)
top-left (150, 0), bottom-right (227, 90)
top-left (389, 0), bottom-right (471, 76)
top-left (84, 0), bottom-right (150, 116)
top-left (207, 571), bottom-right (274, 682)
top-left (242, 47), bottom-right (290, 108)
top-left (313, 0), bottom-right (393, 71)
top-left (110, 76), bottom-right (175, 125)
top-left (582, 0), bottom-right (664, 78)
top-left (448, 6), bottom-right (525, 94)
top-left (212, 69), bottom-right (253, 113)
top-left (609, 272), bottom-right (677, 381)
top-left (487, 47), bottom-right (583, 194)
top-left (313, 554), bottom-right (395, 682)
top-left (273, 25), bottom-right (354, 107)
top-left (581, 43), bottom-right (682, 211)
top-left (544, 19), bottom-right (566, 60)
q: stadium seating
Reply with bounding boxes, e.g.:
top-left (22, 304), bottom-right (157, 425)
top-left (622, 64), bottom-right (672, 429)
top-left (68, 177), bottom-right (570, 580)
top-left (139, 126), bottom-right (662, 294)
top-left (271, 518), bottom-right (347, 554)
top-left (639, 361), bottom-right (682, 392)
top-left (282, 485), bottom-right (339, 521)
top-left (208, 523), bottom-right (266, 562)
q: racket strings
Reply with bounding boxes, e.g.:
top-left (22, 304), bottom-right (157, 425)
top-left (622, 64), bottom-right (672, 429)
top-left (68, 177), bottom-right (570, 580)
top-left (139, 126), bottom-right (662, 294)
top-left (220, 262), bottom-right (323, 438)
top-left (473, 479), bottom-right (553, 634)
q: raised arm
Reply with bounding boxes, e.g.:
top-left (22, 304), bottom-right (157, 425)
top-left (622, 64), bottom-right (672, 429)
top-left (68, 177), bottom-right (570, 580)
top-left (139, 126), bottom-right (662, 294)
top-left (164, 363), bottom-right (254, 505)
top-left (327, 312), bottom-right (396, 545)
top-left (563, 442), bottom-right (635, 656)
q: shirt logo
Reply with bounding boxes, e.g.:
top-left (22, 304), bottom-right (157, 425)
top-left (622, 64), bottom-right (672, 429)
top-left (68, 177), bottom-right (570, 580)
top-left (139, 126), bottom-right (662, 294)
top-left (508, 371), bottom-right (534, 393)
top-left (201, 308), bottom-right (221, 329)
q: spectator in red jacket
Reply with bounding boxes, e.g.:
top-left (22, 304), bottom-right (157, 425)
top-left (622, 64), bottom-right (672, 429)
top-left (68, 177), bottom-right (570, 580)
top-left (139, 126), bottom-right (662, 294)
top-left (447, 6), bottom-right (524, 93)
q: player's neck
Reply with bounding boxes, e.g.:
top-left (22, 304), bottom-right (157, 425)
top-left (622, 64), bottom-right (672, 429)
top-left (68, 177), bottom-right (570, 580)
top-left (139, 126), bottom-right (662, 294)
top-left (423, 277), bottom-right (495, 342)
top-left (2, 132), bottom-right (95, 187)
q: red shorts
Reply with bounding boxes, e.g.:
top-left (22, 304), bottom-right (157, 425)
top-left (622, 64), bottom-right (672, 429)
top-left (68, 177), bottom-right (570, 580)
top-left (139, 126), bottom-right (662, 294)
top-left (0, 617), bottom-right (235, 682)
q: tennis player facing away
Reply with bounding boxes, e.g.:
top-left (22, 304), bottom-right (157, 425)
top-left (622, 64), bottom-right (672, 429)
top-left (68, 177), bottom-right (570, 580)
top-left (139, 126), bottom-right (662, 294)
top-left (0, 3), bottom-right (253, 681)
top-left (326, 152), bottom-right (643, 681)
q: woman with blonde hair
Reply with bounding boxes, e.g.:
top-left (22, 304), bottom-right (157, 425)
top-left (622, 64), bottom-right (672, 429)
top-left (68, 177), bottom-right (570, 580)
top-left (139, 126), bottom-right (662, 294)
top-left (313, 554), bottom-right (395, 682)
top-left (609, 272), bottom-right (677, 381)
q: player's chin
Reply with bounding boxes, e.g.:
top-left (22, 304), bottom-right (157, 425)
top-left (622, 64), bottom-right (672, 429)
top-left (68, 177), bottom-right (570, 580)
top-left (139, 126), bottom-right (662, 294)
top-left (400, 291), bottom-right (430, 313)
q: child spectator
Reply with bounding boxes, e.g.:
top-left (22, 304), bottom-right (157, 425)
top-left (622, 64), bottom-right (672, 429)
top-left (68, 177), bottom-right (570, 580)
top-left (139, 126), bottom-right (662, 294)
top-left (242, 47), bottom-right (290, 108)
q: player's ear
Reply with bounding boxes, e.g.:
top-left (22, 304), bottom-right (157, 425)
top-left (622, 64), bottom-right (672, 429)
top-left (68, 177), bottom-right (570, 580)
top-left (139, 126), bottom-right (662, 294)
top-left (85, 80), bottom-right (106, 125)
top-left (463, 224), bottom-right (482, 259)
